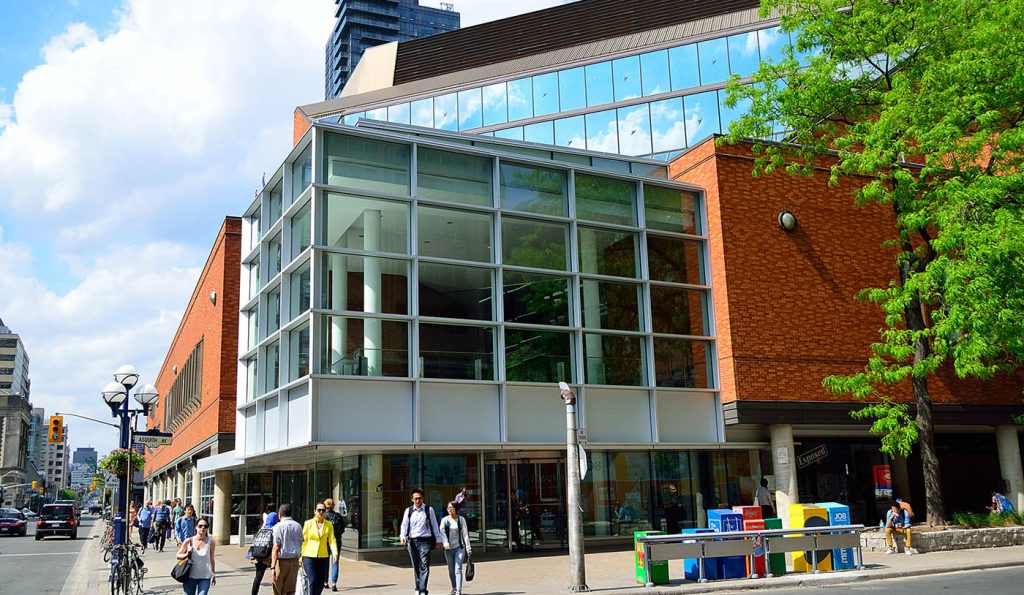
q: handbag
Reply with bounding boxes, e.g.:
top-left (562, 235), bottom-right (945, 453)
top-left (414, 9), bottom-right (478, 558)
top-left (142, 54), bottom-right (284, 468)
top-left (296, 567), bottom-right (311, 595)
top-left (170, 554), bottom-right (192, 583)
top-left (464, 554), bottom-right (475, 582)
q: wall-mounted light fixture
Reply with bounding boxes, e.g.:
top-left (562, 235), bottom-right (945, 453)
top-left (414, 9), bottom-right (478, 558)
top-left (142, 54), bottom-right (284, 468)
top-left (209, 289), bottom-right (217, 306)
top-left (778, 210), bottom-right (798, 232)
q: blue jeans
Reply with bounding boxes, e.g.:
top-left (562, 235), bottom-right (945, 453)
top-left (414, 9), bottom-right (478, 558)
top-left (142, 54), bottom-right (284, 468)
top-left (408, 537), bottom-right (434, 593)
top-left (330, 553), bottom-right (340, 586)
top-left (183, 577), bottom-right (211, 595)
top-left (444, 546), bottom-right (466, 593)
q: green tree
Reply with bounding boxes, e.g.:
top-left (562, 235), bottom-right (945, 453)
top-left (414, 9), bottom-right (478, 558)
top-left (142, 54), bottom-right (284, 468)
top-left (724, 0), bottom-right (1024, 525)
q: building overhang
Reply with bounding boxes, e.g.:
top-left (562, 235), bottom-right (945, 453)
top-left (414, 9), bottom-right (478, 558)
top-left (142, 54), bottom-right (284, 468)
top-left (723, 400), bottom-right (1023, 429)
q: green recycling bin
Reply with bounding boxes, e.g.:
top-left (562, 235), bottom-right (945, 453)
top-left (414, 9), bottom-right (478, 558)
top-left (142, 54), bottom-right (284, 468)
top-left (634, 530), bottom-right (669, 584)
top-left (763, 517), bottom-right (786, 576)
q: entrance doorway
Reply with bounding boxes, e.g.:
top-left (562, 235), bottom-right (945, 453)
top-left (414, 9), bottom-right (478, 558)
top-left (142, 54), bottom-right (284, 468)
top-left (484, 455), bottom-right (566, 551)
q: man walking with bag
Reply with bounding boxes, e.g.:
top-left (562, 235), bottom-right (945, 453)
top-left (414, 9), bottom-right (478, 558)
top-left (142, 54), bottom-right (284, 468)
top-left (270, 504), bottom-right (303, 595)
top-left (399, 488), bottom-right (442, 595)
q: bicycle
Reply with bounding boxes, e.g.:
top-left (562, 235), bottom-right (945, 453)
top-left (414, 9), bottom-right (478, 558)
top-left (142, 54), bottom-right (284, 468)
top-left (109, 542), bottom-right (146, 595)
top-left (101, 521), bottom-right (115, 562)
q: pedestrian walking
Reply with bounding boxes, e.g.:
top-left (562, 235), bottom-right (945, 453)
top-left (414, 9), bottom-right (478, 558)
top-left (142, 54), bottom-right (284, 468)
top-left (301, 503), bottom-right (338, 595)
top-left (270, 503), bottom-right (303, 595)
top-left (440, 500), bottom-right (472, 595)
top-left (754, 477), bottom-right (776, 519)
top-left (138, 501), bottom-right (154, 551)
top-left (154, 499), bottom-right (173, 552)
top-left (322, 499), bottom-right (346, 591)
top-left (172, 498), bottom-right (185, 542)
top-left (176, 504), bottom-right (198, 544)
top-left (251, 511), bottom-right (278, 595)
top-left (262, 503), bottom-right (277, 527)
top-left (176, 518), bottom-right (217, 594)
top-left (399, 487), bottom-right (442, 595)
top-left (128, 501), bottom-right (138, 544)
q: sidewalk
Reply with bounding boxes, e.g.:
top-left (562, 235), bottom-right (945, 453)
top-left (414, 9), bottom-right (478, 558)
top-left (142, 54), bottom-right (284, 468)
top-left (65, 523), bottom-right (1024, 594)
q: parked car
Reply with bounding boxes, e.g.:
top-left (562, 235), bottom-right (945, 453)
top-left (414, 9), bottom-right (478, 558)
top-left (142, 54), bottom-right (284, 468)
top-left (36, 504), bottom-right (77, 540)
top-left (0, 508), bottom-right (29, 537)
top-left (21, 508), bottom-right (38, 518)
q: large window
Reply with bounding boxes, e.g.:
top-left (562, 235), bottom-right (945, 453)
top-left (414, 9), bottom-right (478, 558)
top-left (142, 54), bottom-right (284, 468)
top-left (499, 163), bottom-right (567, 216)
top-left (647, 235), bottom-right (704, 285)
top-left (417, 148), bottom-right (493, 206)
top-left (419, 263), bottom-right (493, 321)
top-left (583, 333), bottom-right (644, 386)
top-left (578, 227), bottom-right (637, 278)
top-left (323, 194), bottom-right (409, 254)
top-left (502, 270), bottom-right (570, 326)
top-left (575, 174), bottom-right (636, 226)
top-left (291, 145), bottom-right (312, 201)
top-left (321, 253), bottom-right (409, 314)
top-left (644, 186), bottom-right (699, 235)
top-left (320, 315), bottom-right (408, 377)
top-left (324, 133), bottom-right (410, 195)
top-left (505, 328), bottom-right (573, 383)
top-left (289, 264), bottom-right (310, 321)
top-left (290, 205), bottom-right (311, 259)
top-left (580, 280), bottom-right (641, 331)
top-left (418, 206), bottom-right (492, 262)
top-left (502, 217), bottom-right (567, 271)
top-left (289, 324), bottom-right (310, 381)
top-left (654, 338), bottom-right (710, 388)
top-left (419, 324), bottom-right (494, 380)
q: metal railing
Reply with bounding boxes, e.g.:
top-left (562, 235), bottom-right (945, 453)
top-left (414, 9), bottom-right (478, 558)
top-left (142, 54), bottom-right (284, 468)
top-left (636, 524), bottom-right (866, 586)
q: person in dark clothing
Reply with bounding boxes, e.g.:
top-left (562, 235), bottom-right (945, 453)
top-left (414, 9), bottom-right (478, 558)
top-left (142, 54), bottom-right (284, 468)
top-left (250, 512), bottom-right (278, 595)
top-left (322, 498), bottom-right (346, 592)
top-left (662, 484), bottom-right (684, 534)
top-left (153, 499), bottom-right (172, 552)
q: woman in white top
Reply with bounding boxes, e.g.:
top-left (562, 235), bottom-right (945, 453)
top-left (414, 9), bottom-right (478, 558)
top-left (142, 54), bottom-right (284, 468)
top-left (439, 500), bottom-right (472, 595)
top-left (176, 519), bottom-right (217, 595)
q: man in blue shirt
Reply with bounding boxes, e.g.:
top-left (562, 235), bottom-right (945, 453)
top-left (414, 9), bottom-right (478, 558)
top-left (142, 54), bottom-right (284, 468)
top-left (153, 499), bottom-right (172, 552)
top-left (884, 502), bottom-right (913, 555)
top-left (136, 501), bottom-right (154, 551)
top-left (400, 488), bottom-right (442, 595)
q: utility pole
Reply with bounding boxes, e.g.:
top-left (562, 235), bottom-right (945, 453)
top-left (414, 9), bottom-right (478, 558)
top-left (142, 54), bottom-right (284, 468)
top-left (560, 382), bottom-right (588, 592)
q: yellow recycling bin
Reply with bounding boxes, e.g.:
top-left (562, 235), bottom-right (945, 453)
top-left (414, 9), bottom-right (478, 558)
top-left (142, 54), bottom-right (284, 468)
top-left (789, 504), bottom-right (831, 572)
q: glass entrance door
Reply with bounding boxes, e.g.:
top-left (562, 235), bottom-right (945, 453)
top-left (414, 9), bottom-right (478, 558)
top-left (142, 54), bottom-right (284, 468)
top-left (484, 455), bottom-right (566, 551)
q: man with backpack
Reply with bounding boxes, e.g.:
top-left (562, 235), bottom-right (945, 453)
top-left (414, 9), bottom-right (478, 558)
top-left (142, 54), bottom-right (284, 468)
top-left (991, 489), bottom-right (1016, 514)
top-left (153, 499), bottom-right (172, 552)
top-left (323, 498), bottom-right (346, 591)
top-left (399, 488), bottom-right (442, 595)
top-left (884, 502), bottom-right (913, 555)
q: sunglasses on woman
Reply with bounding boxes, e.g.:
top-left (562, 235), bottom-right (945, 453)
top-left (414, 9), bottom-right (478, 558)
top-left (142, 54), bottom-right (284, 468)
top-left (316, 508), bottom-right (326, 513)
top-left (197, 524), bottom-right (208, 529)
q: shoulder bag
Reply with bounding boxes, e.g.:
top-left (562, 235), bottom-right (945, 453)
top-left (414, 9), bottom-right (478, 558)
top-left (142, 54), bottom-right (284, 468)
top-left (170, 538), bottom-right (193, 583)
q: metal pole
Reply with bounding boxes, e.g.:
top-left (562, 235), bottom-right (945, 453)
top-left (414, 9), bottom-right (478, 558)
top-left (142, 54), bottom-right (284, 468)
top-left (562, 386), bottom-right (588, 592)
top-left (115, 396), bottom-right (130, 547)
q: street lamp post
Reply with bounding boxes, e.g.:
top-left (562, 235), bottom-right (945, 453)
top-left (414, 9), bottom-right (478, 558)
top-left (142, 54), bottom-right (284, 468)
top-left (559, 381), bottom-right (589, 592)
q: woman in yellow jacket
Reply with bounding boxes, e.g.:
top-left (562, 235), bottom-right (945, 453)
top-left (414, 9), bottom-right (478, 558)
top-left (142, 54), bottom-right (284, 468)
top-left (301, 504), bottom-right (339, 595)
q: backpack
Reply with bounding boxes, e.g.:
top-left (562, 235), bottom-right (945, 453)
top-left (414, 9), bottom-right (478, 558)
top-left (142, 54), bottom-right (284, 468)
top-left (997, 493), bottom-right (1015, 513)
top-left (404, 505), bottom-right (437, 541)
top-left (250, 527), bottom-right (274, 560)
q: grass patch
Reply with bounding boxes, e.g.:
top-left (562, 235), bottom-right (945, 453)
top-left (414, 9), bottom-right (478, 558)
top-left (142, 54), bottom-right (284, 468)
top-left (950, 511), bottom-right (1024, 528)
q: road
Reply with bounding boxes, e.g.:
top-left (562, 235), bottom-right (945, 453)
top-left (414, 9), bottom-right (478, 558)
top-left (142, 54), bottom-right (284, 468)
top-left (0, 513), bottom-right (95, 593)
top-left (736, 565), bottom-right (1024, 594)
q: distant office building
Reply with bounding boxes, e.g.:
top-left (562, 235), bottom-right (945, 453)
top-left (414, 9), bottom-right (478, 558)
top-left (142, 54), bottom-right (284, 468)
top-left (73, 447), bottom-right (98, 466)
top-left (0, 317), bottom-right (30, 399)
top-left (27, 407), bottom-right (46, 473)
top-left (0, 391), bottom-right (32, 507)
top-left (43, 427), bottom-right (69, 492)
top-left (325, 0), bottom-right (460, 99)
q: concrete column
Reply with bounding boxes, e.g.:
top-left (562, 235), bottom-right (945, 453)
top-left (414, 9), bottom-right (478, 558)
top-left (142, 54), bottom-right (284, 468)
top-left (996, 425), bottom-right (1024, 511)
top-left (176, 467), bottom-right (187, 502)
top-left (891, 454), bottom-right (912, 503)
top-left (769, 423), bottom-right (799, 526)
top-left (191, 467), bottom-right (202, 510)
top-left (363, 210), bottom-right (382, 375)
top-left (580, 229), bottom-right (603, 382)
top-left (212, 470), bottom-right (232, 545)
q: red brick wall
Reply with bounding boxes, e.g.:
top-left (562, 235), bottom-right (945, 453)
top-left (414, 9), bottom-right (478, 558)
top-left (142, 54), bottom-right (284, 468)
top-left (670, 137), bottom-right (1022, 406)
top-left (144, 218), bottom-right (242, 475)
top-left (294, 108), bottom-right (312, 147)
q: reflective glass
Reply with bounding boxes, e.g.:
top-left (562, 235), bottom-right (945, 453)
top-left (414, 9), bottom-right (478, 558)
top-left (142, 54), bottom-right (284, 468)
top-left (343, 112), bottom-right (364, 126)
top-left (533, 72), bottom-right (559, 117)
top-left (502, 270), bottom-right (570, 326)
top-left (292, 144), bottom-right (312, 199)
top-left (246, 308), bottom-right (259, 350)
top-left (419, 262), bottom-right (494, 321)
top-left (643, 185), bottom-right (699, 235)
top-left (524, 121), bottom-right (554, 145)
top-left (578, 227), bottom-right (637, 278)
top-left (268, 233), bottom-right (282, 278)
top-left (697, 37), bottom-right (730, 85)
top-left (264, 341), bottom-right (280, 391)
top-left (365, 106), bottom-right (387, 121)
top-left (559, 67), bottom-right (586, 111)
top-left (758, 26), bottom-right (788, 64)
top-left (245, 358), bottom-right (257, 401)
top-left (790, 27), bottom-right (817, 66)
top-left (388, 103), bottom-right (410, 125)
top-left (580, 279), bottom-right (640, 331)
top-left (419, 324), bottom-right (494, 380)
top-left (668, 44), bottom-right (700, 91)
top-left (654, 338), bottom-right (709, 388)
top-left (640, 50), bottom-right (671, 96)
top-left (612, 55), bottom-right (642, 102)
top-left (323, 193), bottom-right (409, 254)
top-left (585, 109), bottom-right (618, 154)
top-left (323, 133), bottom-right (410, 195)
top-left (646, 235), bottom-right (705, 284)
top-left (289, 264), bottom-right (310, 320)
top-left (650, 97), bottom-right (687, 154)
top-left (728, 32), bottom-right (761, 77)
top-left (502, 216), bottom-right (568, 271)
top-left (494, 127), bottom-right (524, 141)
top-left (267, 183), bottom-right (283, 229)
top-left (650, 286), bottom-right (707, 336)
top-left (575, 173), bottom-right (636, 226)
top-left (321, 315), bottom-right (409, 377)
top-left (607, 452), bottom-right (652, 530)
top-left (683, 91), bottom-right (721, 146)
top-left (288, 324), bottom-right (310, 381)
top-left (554, 115), bottom-right (586, 149)
top-left (583, 333), bottom-right (644, 385)
top-left (434, 93), bottom-right (459, 131)
top-left (248, 257), bottom-right (260, 298)
top-left (458, 88), bottom-right (483, 130)
top-left (266, 287), bottom-right (281, 334)
top-left (482, 82), bottom-right (508, 126)
top-left (418, 206), bottom-right (492, 262)
top-left (411, 98), bottom-right (434, 128)
top-left (290, 205), bottom-right (311, 258)
top-left (417, 147), bottom-right (493, 206)
top-left (585, 61), bottom-right (613, 107)
top-left (499, 163), bottom-right (567, 216)
top-left (617, 104), bottom-right (652, 156)
top-left (505, 328), bottom-right (573, 383)
top-left (507, 78), bottom-right (533, 121)
top-left (320, 253), bottom-right (409, 314)
top-left (718, 89), bottom-right (752, 136)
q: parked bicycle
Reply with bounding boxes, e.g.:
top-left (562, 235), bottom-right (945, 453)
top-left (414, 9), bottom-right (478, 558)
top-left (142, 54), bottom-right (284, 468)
top-left (101, 520), bottom-right (115, 562)
top-left (109, 542), bottom-right (146, 595)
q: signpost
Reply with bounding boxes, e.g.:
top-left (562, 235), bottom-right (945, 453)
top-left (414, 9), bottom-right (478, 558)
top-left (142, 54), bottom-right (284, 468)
top-left (133, 430), bottom-right (173, 447)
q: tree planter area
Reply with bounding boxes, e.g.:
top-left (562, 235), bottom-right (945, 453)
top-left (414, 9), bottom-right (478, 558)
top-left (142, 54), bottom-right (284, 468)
top-left (861, 525), bottom-right (1024, 553)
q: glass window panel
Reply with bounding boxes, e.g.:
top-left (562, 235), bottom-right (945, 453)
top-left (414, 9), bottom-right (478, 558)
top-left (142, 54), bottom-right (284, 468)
top-left (523, 120), bottom-right (554, 145)
top-left (790, 27), bottom-right (818, 66)
top-left (501, 216), bottom-right (568, 271)
top-left (639, 51), bottom-right (671, 98)
top-left (644, 185), bottom-right (699, 234)
top-left (458, 88), bottom-right (482, 130)
top-left (617, 104), bottom-right (653, 157)
top-left (718, 89), bottom-right (752, 136)
top-left (758, 26), bottom-right (788, 64)
top-left (266, 287), bottom-right (281, 335)
top-left (507, 78), bottom-right (533, 121)
top-left (323, 193), bottom-right (409, 254)
top-left (592, 156), bottom-right (631, 173)
top-left (249, 209), bottom-right (261, 246)
top-left (728, 31), bottom-right (761, 78)
top-left (646, 235), bottom-right (705, 284)
top-left (650, 286), bottom-right (707, 336)
top-left (612, 55), bottom-right (642, 101)
top-left (288, 324), bottom-right (310, 381)
top-left (264, 340), bottom-right (280, 392)
top-left (411, 98), bottom-right (434, 128)
top-left (248, 256), bottom-right (260, 298)
top-left (321, 316), bottom-right (408, 377)
top-left (684, 91), bottom-right (721, 146)
top-left (580, 279), bottom-right (641, 331)
top-left (292, 144), bottom-right (312, 199)
top-left (434, 93), bottom-right (459, 131)
top-left (417, 147), bottom-right (493, 206)
top-left (493, 127), bottom-right (524, 141)
top-left (553, 151), bottom-right (591, 166)
top-left (418, 206), bottom-right (492, 262)
top-left (324, 133), bottom-right (410, 195)
top-left (320, 253), bottom-right (409, 314)
top-left (387, 102), bottom-right (410, 125)
top-left (608, 452), bottom-right (652, 530)
top-left (583, 333), bottom-right (644, 385)
top-left (419, 324), bottom-right (494, 380)
top-left (654, 338), bottom-right (710, 388)
top-left (343, 112), bottom-right (364, 126)
top-left (482, 82), bottom-right (508, 126)
top-left (668, 44), bottom-right (700, 91)
top-left (652, 451), bottom-right (701, 532)
top-left (575, 173), bottom-right (636, 226)
top-left (533, 72), bottom-right (559, 117)
top-left (244, 358), bottom-right (257, 402)
top-left (585, 109), bottom-right (618, 154)
top-left (650, 97), bottom-right (687, 154)
top-left (698, 37), bottom-right (730, 85)
top-left (365, 106), bottom-right (387, 121)
top-left (290, 205), bottom-right (311, 258)
top-left (267, 183), bottom-right (283, 229)
top-left (499, 163), bottom-right (567, 216)
top-left (505, 328), bottom-right (573, 383)
top-left (558, 66), bottom-right (586, 111)
top-left (585, 61), bottom-right (613, 107)
top-left (554, 115), bottom-right (586, 149)
top-left (421, 454), bottom-right (482, 542)
top-left (246, 308), bottom-right (259, 350)
top-left (419, 262), bottom-right (494, 321)
top-left (289, 264), bottom-right (310, 320)
top-left (268, 233), bottom-right (282, 278)
top-left (502, 270), bottom-right (570, 326)
top-left (578, 227), bottom-right (637, 278)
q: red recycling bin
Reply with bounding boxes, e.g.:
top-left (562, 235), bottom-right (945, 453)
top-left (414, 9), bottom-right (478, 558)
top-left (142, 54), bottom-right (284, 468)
top-left (742, 517), bottom-right (766, 577)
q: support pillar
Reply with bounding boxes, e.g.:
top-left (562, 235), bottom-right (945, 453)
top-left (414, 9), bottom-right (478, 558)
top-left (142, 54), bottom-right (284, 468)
top-left (769, 424), bottom-right (798, 526)
top-left (212, 470), bottom-right (232, 545)
top-left (176, 467), bottom-right (187, 502)
top-left (329, 253), bottom-right (348, 373)
top-left (191, 467), bottom-right (202, 511)
top-left (996, 425), bottom-right (1024, 512)
top-left (363, 209), bottom-right (382, 375)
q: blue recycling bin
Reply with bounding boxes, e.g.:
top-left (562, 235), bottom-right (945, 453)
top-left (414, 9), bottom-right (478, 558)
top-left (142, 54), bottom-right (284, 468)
top-left (817, 502), bottom-right (855, 570)
top-left (682, 528), bottom-right (716, 581)
top-left (707, 509), bottom-right (746, 579)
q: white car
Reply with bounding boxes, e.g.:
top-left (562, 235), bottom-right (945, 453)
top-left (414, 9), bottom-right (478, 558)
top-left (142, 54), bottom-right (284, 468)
top-left (20, 508), bottom-right (37, 518)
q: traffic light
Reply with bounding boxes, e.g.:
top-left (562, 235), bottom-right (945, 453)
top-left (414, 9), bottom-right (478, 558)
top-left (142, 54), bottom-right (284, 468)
top-left (39, 487), bottom-right (44, 495)
top-left (48, 415), bottom-right (64, 443)
top-left (31, 481), bottom-right (37, 490)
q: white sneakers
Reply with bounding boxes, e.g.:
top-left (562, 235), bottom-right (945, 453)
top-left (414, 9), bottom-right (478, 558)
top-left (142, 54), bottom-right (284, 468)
top-left (885, 547), bottom-right (895, 554)
top-left (905, 549), bottom-right (914, 555)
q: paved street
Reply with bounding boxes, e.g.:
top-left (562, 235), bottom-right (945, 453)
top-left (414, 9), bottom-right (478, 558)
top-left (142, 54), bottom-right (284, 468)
top-left (0, 513), bottom-right (94, 593)
top-left (736, 565), bottom-right (1024, 594)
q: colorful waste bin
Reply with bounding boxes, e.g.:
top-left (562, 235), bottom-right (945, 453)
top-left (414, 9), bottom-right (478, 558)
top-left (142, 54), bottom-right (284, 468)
top-left (682, 528), bottom-right (716, 581)
top-left (789, 504), bottom-right (832, 572)
top-left (763, 517), bottom-right (786, 576)
top-left (707, 509), bottom-right (746, 579)
top-left (634, 530), bottom-right (669, 585)
top-left (732, 506), bottom-right (762, 522)
top-left (817, 502), bottom-right (855, 570)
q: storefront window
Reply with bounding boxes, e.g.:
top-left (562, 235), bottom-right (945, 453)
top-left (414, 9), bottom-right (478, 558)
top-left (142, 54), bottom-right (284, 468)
top-left (362, 454), bottom-right (421, 549)
top-left (422, 454), bottom-right (482, 544)
top-left (200, 472), bottom-right (215, 528)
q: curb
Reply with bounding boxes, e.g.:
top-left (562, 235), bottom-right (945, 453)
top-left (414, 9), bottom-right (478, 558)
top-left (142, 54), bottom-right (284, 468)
top-left (60, 519), bottom-right (103, 595)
